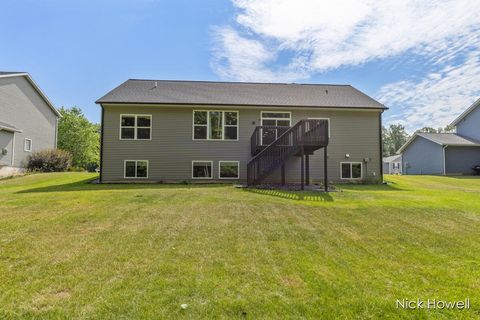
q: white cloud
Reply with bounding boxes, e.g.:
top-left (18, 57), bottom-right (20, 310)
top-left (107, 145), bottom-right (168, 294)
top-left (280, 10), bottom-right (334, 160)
top-left (211, 0), bottom-right (480, 128)
top-left (379, 52), bottom-right (480, 132)
top-left (210, 27), bottom-right (311, 82)
top-left (212, 0), bottom-right (480, 80)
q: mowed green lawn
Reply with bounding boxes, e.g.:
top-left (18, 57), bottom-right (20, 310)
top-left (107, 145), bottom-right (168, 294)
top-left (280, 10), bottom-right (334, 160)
top-left (1, 173), bottom-right (479, 319)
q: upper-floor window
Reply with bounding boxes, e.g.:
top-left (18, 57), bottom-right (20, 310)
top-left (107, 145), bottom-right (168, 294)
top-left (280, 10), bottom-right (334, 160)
top-left (24, 138), bottom-right (32, 152)
top-left (193, 110), bottom-right (238, 140)
top-left (260, 111), bottom-right (291, 145)
top-left (120, 114), bottom-right (151, 140)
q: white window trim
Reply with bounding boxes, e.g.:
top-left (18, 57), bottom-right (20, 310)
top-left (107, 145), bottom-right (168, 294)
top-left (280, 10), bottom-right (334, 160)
top-left (24, 138), bottom-right (32, 152)
top-left (260, 111), bottom-right (292, 145)
top-left (218, 161), bottom-right (240, 180)
top-left (119, 114), bottom-right (152, 141)
top-left (124, 160), bottom-right (149, 179)
top-left (340, 162), bottom-right (363, 180)
top-left (192, 110), bottom-right (239, 141)
top-left (260, 111), bottom-right (292, 125)
top-left (307, 117), bottom-right (331, 138)
top-left (192, 160), bottom-right (213, 179)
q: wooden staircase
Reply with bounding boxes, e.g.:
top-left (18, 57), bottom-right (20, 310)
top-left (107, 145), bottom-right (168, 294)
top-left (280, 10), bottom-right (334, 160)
top-left (247, 119), bottom-right (329, 187)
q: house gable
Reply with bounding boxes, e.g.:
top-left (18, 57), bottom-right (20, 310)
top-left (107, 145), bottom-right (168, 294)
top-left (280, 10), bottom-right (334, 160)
top-left (401, 135), bottom-right (444, 175)
top-left (0, 74), bottom-right (59, 168)
top-left (453, 100), bottom-right (480, 141)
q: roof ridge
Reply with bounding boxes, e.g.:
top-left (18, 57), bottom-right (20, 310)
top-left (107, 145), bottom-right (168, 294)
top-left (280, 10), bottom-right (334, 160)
top-left (126, 79), bottom-right (352, 86)
top-left (418, 132), bottom-right (457, 135)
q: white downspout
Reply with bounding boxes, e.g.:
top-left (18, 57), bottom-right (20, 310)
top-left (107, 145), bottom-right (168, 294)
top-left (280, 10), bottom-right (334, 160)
top-left (442, 145), bottom-right (447, 176)
top-left (55, 118), bottom-right (59, 149)
top-left (11, 132), bottom-right (15, 167)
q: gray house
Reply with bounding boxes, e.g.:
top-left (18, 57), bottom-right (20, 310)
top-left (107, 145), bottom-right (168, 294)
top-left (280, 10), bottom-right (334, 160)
top-left (96, 80), bottom-right (387, 186)
top-left (0, 72), bottom-right (61, 177)
top-left (399, 98), bottom-right (480, 175)
top-left (383, 154), bottom-right (402, 174)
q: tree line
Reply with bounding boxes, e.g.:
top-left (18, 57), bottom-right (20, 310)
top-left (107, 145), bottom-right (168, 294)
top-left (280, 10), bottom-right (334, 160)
top-left (57, 107), bottom-right (100, 170)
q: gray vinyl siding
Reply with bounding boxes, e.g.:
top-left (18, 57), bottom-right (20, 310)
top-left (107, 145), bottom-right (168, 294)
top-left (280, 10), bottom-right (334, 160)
top-left (263, 110), bottom-right (381, 183)
top-left (402, 137), bottom-right (444, 175)
top-left (445, 146), bottom-right (480, 175)
top-left (456, 106), bottom-right (480, 141)
top-left (0, 76), bottom-right (58, 168)
top-left (383, 162), bottom-right (389, 174)
top-left (0, 131), bottom-right (14, 165)
top-left (101, 104), bottom-right (382, 183)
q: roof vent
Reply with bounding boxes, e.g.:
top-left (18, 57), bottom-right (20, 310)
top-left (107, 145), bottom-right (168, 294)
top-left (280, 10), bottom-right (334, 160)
top-left (154, 81), bottom-right (158, 88)
top-left (325, 90), bottom-right (328, 94)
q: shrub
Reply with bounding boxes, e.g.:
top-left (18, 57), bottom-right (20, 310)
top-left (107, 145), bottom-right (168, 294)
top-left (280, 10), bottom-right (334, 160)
top-left (85, 162), bottom-right (99, 173)
top-left (26, 149), bottom-right (73, 172)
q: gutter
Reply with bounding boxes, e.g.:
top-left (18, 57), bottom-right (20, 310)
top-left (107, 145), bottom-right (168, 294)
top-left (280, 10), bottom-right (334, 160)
top-left (442, 145), bottom-right (447, 176)
top-left (379, 112), bottom-right (384, 182)
top-left (94, 101), bottom-right (387, 111)
top-left (99, 105), bottom-right (104, 183)
top-left (11, 133), bottom-right (16, 166)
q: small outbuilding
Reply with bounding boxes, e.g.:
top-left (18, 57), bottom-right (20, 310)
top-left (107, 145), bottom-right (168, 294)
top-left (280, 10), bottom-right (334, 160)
top-left (383, 154), bottom-right (402, 174)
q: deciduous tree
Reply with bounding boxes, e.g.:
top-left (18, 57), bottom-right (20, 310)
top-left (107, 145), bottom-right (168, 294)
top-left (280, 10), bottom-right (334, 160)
top-left (57, 107), bottom-right (100, 169)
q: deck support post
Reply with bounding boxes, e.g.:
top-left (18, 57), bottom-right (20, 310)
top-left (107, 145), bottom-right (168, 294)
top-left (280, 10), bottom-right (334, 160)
top-left (324, 146), bottom-right (328, 192)
top-left (281, 164), bottom-right (285, 186)
top-left (300, 147), bottom-right (305, 190)
top-left (305, 155), bottom-right (310, 186)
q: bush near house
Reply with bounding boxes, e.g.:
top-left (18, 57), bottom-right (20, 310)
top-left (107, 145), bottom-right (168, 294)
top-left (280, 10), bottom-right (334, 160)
top-left (26, 149), bottom-right (72, 172)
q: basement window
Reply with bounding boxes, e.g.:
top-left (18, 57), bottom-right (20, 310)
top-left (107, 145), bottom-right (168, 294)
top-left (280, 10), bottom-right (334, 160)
top-left (192, 161), bottom-right (213, 179)
top-left (219, 161), bottom-right (239, 179)
top-left (341, 162), bottom-right (362, 179)
top-left (124, 160), bottom-right (148, 178)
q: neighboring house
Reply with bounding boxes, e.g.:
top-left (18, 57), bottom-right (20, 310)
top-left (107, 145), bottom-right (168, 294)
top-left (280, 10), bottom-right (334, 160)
top-left (383, 154), bottom-right (402, 174)
top-left (0, 72), bottom-right (61, 177)
top-left (452, 98), bottom-right (480, 141)
top-left (96, 80), bottom-right (387, 186)
top-left (398, 98), bottom-right (480, 175)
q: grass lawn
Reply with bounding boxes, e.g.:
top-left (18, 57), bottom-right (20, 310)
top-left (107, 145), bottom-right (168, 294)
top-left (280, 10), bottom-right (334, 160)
top-left (1, 173), bottom-right (479, 319)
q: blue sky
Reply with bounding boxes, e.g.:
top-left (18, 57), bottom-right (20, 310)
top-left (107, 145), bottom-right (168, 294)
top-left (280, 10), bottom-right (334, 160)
top-left (2, 0), bottom-right (479, 131)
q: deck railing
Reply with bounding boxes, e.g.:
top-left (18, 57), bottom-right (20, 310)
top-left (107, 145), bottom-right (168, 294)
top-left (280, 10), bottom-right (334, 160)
top-left (247, 119), bottom-right (328, 185)
top-left (250, 125), bottom-right (290, 155)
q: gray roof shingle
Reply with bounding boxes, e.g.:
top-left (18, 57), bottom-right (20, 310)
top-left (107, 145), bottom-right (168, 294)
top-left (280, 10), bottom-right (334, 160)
top-left (417, 133), bottom-right (480, 146)
top-left (96, 80), bottom-right (386, 109)
top-left (383, 155), bottom-right (402, 162)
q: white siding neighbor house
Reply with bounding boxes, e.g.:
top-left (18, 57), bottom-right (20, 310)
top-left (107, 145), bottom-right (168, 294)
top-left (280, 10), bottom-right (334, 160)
top-left (0, 72), bottom-right (61, 177)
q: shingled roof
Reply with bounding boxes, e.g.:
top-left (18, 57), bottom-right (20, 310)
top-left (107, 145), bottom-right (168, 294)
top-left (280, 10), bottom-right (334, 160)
top-left (96, 80), bottom-right (386, 109)
top-left (398, 132), bottom-right (480, 153)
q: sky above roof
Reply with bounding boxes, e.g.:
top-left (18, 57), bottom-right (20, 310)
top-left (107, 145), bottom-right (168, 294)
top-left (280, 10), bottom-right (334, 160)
top-left (1, 0), bottom-right (479, 132)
